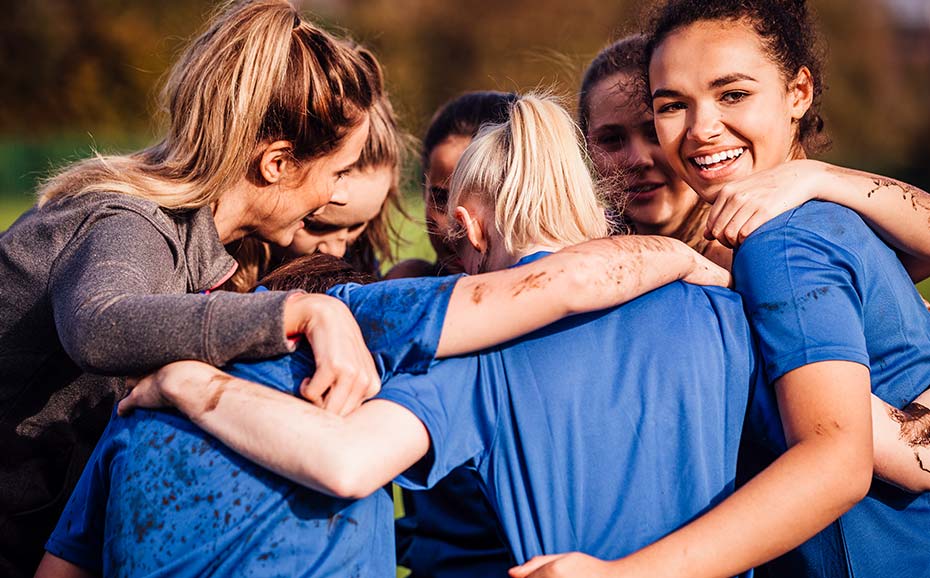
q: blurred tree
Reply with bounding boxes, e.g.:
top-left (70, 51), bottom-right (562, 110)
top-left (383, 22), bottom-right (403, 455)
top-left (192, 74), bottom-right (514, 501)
top-left (0, 0), bottom-right (927, 198)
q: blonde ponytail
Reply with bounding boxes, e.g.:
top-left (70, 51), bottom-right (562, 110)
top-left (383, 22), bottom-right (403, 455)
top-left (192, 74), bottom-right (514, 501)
top-left (448, 94), bottom-right (608, 254)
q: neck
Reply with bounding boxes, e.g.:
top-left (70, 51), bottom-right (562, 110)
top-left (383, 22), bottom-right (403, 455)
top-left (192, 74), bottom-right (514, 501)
top-left (508, 242), bottom-right (566, 266)
top-left (211, 180), bottom-right (255, 244)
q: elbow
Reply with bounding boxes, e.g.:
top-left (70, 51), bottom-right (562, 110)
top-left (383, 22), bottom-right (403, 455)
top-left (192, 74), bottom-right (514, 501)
top-left (313, 455), bottom-right (382, 500)
top-left (60, 323), bottom-right (119, 374)
top-left (57, 300), bottom-right (134, 375)
top-left (835, 446), bottom-right (873, 510)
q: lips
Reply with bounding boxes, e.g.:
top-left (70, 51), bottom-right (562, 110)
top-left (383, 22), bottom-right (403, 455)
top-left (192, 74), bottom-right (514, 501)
top-left (687, 147), bottom-right (747, 182)
top-left (624, 181), bottom-right (665, 203)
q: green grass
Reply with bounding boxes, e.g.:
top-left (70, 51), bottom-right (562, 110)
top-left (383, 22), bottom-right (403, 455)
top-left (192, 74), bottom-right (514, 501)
top-left (0, 194), bottom-right (34, 231)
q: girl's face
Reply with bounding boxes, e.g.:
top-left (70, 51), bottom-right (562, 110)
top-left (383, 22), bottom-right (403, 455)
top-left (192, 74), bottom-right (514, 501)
top-left (649, 19), bottom-right (811, 202)
top-left (586, 71), bottom-right (700, 236)
top-left (250, 115), bottom-right (370, 247)
top-left (285, 164), bottom-right (393, 259)
top-left (425, 135), bottom-right (471, 266)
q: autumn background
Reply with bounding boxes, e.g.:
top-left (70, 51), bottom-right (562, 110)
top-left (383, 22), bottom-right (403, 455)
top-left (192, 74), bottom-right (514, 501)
top-left (1, 0), bottom-right (928, 270)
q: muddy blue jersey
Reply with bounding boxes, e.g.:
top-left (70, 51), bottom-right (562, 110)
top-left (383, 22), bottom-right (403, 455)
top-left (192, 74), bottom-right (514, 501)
top-left (45, 275), bottom-right (461, 577)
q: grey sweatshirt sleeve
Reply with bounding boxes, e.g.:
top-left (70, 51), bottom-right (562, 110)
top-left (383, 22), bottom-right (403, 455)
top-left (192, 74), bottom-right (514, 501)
top-left (49, 210), bottom-right (298, 375)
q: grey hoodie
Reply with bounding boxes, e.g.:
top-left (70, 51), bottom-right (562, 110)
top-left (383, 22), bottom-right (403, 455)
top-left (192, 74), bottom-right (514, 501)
top-left (0, 192), bottom-right (297, 576)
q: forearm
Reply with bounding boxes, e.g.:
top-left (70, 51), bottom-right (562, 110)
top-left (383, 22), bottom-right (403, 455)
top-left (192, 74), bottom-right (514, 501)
top-left (56, 289), bottom-right (295, 373)
top-left (437, 236), bottom-right (721, 356)
top-left (607, 362), bottom-right (873, 578)
top-left (607, 435), bottom-right (871, 578)
top-left (165, 374), bottom-right (360, 495)
top-left (165, 374), bottom-right (413, 498)
top-left (818, 163), bottom-right (930, 279)
top-left (872, 393), bottom-right (930, 492)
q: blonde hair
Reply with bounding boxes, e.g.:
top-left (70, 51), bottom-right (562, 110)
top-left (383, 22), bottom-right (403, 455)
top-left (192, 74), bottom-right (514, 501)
top-left (447, 94), bottom-right (608, 254)
top-left (38, 0), bottom-right (379, 209)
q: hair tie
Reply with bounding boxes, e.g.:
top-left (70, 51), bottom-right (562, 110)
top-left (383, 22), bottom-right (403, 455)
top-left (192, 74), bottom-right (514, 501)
top-left (293, 14), bottom-right (301, 29)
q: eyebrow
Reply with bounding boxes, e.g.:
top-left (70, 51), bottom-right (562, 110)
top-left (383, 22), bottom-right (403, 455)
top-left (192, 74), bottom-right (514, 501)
top-left (652, 73), bottom-right (759, 100)
top-left (710, 73), bottom-right (757, 88)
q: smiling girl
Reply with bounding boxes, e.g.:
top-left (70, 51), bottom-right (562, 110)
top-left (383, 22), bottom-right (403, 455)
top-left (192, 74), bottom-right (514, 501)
top-left (513, 1), bottom-right (930, 577)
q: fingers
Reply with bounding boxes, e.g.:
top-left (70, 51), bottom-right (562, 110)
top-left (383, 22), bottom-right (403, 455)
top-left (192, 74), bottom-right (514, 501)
top-left (301, 364), bottom-right (334, 406)
top-left (116, 391), bottom-right (137, 417)
top-left (322, 364), bottom-right (361, 416)
top-left (117, 374), bottom-right (153, 416)
top-left (302, 354), bottom-right (379, 416)
top-left (509, 555), bottom-right (563, 578)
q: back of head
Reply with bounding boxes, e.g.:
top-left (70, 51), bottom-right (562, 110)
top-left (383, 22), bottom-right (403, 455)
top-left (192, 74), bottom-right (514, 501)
top-left (422, 92), bottom-right (519, 171)
top-left (39, 0), bottom-right (380, 208)
top-left (257, 252), bottom-right (375, 293)
top-left (578, 35), bottom-right (648, 138)
top-left (448, 94), bottom-right (608, 254)
top-left (644, 0), bottom-right (827, 153)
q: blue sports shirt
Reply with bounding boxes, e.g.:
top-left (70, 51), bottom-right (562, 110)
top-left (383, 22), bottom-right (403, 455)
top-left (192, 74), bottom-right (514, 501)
top-left (378, 253), bottom-right (761, 566)
top-left (45, 274), bottom-right (461, 577)
top-left (733, 201), bottom-right (930, 578)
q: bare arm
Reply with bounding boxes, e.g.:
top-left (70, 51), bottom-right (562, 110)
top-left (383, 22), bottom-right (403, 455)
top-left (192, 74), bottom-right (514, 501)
top-left (436, 235), bottom-right (730, 357)
top-left (34, 553), bottom-right (96, 578)
top-left (513, 361), bottom-right (873, 578)
top-left (872, 390), bottom-right (930, 493)
top-left (118, 361), bottom-right (428, 499)
top-left (706, 160), bottom-right (930, 280)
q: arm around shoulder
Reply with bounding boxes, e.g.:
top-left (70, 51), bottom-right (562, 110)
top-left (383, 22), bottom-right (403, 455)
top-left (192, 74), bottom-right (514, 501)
top-left (436, 235), bottom-right (729, 357)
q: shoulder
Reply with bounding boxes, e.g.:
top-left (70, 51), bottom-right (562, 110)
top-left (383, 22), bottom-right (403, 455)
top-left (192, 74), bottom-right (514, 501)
top-left (735, 201), bottom-right (872, 274)
top-left (744, 200), bottom-right (871, 249)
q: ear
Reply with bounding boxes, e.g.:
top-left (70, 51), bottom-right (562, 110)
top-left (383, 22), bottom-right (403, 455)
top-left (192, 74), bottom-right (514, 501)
top-left (453, 205), bottom-right (488, 253)
top-left (257, 140), bottom-right (296, 185)
top-left (788, 67), bottom-right (814, 121)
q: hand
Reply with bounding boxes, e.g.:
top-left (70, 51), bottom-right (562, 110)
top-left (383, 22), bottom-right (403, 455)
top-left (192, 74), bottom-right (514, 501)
top-left (681, 249), bottom-right (732, 288)
top-left (118, 360), bottom-right (223, 416)
top-left (509, 552), bottom-right (616, 578)
top-left (284, 293), bottom-right (380, 416)
top-left (705, 159), bottom-right (826, 248)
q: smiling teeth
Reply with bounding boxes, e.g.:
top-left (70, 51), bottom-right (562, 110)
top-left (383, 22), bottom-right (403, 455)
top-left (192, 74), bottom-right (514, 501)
top-left (694, 148), bottom-right (744, 167)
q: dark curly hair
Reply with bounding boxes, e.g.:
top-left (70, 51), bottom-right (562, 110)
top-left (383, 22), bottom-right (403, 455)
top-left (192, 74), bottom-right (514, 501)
top-left (644, 0), bottom-right (829, 154)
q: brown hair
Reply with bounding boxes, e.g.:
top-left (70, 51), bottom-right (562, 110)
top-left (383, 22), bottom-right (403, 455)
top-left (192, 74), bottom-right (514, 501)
top-left (578, 34), bottom-right (712, 255)
top-left (578, 35), bottom-right (648, 139)
top-left (38, 0), bottom-right (380, 208)
top-left (340, 45), bottom-right (409, 274)
top-left (257, 252), bottom-right (375, 293)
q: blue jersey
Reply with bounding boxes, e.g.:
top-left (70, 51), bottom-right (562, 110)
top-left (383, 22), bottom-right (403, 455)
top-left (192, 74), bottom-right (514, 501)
top-left (378, 254), bottom-right (760, 565)
top-left (396, 464), bottom-right (512, 578)
top-left (45, 275), bottom-right (461, 577)
top-left (733, 201), bottom-right (930, 578)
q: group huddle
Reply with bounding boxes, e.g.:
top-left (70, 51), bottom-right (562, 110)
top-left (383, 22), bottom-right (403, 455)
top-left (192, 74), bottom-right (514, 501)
top-left (2, 0), bottom-right (929, 577)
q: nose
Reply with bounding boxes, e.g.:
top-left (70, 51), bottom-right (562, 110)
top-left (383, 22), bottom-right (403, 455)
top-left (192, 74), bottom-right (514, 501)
top-left (687, 103), bottom-right (723, 143)
top-left (328, 180), bottom-right (350, 207)
top-left (318, 232), bottom-right (349, 258)
top-left (623, 134), bottom-right (656, 172)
